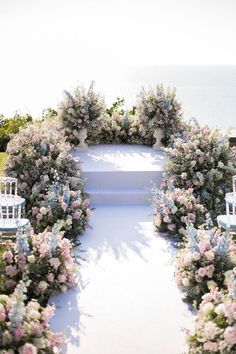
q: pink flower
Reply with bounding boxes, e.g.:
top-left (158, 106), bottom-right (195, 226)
top-left (224, 326), bottom-right (236, 345)
top-left (19, 343), bottom-right (37, 354)
top-left (203, 321), bottom-right (218, 340)
top-left (167, 224), bottom-right (176, 231)
top-left (14, 327), bottom-right (25, 341)
top-left (203, 342), bottom-right (218, 352)
top-left (39, 243), bottom-right (50, 257)
top-left (3, 250), bottom-right (13, 263)
top-left (49, 257), bottom-right (61, 269)
top-left (188, 213), bottom-right (196, 222)
top-left (5, 265), bottom-right (18, 277)
top-left (58, 274), bottom-right (67, 283)
top-left (50, 332), bottom-right (64, 348)
top-left (223, 302), bottom-right (236, 322)
top-left (36, 213), bottom-right (43, 221)
top-left (72, 200), bottom-right (79, 208)
top-left (205, 250), bottom-right (215, 262)
top-left (198, 267), bottom-right (206, 278)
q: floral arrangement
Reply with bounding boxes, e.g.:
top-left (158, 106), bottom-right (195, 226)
top-left (187, 270), bottom-right (236, 353)
top-left (175, 225), bottom-right (236, 307)
top-left (87, 112), bottom-right (154, 146)
top-left (0, 281), bottom-right (64, 353)
top-left (136, 84), bottom-right (183, 145)
top-left (151, 184), bottom-right (206, 239)
top-left (0, 224), bottom-right (77, 305)
top-left (163, 122), bottom-right (236, 219)
top-left (59, 81), bottom-right (106, 145)
top-left (5, 121), bottom-right (91, 239)
top-left (30, 181), bottom-right (91, 239)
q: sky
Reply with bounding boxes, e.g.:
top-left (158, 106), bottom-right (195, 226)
top-left (0, 0), bottom-right (236, 117)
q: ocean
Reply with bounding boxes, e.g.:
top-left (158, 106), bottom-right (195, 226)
top-left (100, 65), bottom-right (236, 133)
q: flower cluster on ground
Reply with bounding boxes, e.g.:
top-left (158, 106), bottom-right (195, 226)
top-left (175, 225), bottom-right (236, 307)
top-left (0, 281), bottom-right (64, 353)
top-left (187, 270), bottom-right (236, 353)
top-left (1, 114), bottom-right (93, 351)
top-left (151, 183), bottom-right (206, 240)
top-left (5, 120), bottom-right (91, 240)
top-left (163, 121), bottom-right (236, 220)
top-left (0, 224), bottom-right (77, 305)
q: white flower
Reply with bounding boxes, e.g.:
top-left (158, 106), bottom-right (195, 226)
top-left (27, 255), bottom-right (35, 264)
top-left (40, 207), bottom-right (47, 215)
top-left (182, 278), bottom-right (190, 287)
top-left (38, 281), bottom-right (48, 291)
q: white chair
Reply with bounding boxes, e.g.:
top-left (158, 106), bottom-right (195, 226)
top-left (217, 198), bottom-right (236, 231)
top-left (0, 177), bottom-right (25, 208)
top-left (0, 198), bottom-right (29, 233)
top-left (233, 175), bottom-right (236, 193)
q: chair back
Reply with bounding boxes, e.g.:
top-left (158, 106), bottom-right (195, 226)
top-left (0, 177), bottom-right (18, 196)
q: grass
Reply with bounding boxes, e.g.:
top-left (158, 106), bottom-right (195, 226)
top-left (0, 152), bottom-right (8, 176)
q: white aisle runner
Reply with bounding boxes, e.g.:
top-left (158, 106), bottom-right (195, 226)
top-left (50, 145), bottom-right (193, 354)
top-left (50, 206), bottom-right (193, 354)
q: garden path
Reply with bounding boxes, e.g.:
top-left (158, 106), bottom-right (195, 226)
top-left (50, 145), bottom-right (193, 354)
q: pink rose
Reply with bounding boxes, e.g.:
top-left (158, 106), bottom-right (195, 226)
top-left (58, 274), bottom-right (67, 283)
top-left (14, 327), bottom-right (25, 341)
top-left (49, 258), bottom-right (61, 269)
top-left (19, 343), bottom-right (37, 354)
top-left (198, 267), bottom-right (206, 278)
top-left (39, 243), bottom-right (50, 257)
top-left (203, 342), bottom-right (218, 351)
top-left (224, 326), bottom-right (236, 345)
top-left (5, 265), bottom-right (18, 277)
top-left (36, 213), bottom-right (43, 221)
top-left (3, 250), bottom-right (13, 263)
top-left (167, 224), bottom-right (176, 231)
top-left (50, 332), bottom-right (64, 348)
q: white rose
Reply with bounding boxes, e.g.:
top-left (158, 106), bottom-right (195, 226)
top-left (182, 278), bottom-right (190, 287)
top-left (38, 281), bottom-right (48, 291)
top-left (66, 218), bottom-right (72, 226)
top-left (40, 207), bottom-right (47, 215)
top-left (28, 255), bottom-right (35, 264)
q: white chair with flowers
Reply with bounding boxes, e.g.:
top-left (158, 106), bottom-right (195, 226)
top-left (217, 175), bottom-right (236, 231)
top-left (0, 177), bottom-right (29, 234)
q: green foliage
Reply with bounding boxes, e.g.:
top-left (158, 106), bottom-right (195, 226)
top-left (0, 152), bottom-right (8, 175)
top-left (42, 107), bottom-right (58, 120)
top-left (0, 112), bottom-right (32, 152)
top-left (106, 97), bottom-right (136, 117)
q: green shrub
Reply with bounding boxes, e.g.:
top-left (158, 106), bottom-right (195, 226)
top-left (0, 112), bottom-right (32, 152)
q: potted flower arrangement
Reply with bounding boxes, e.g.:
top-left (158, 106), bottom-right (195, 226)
top-left (136, 84), bottom-right (183, 149)
top-left (59, 81), bottom-right (106, 150)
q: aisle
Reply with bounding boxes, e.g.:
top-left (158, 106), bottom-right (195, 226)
top-left (50, 205), bottom-right (193, 354)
